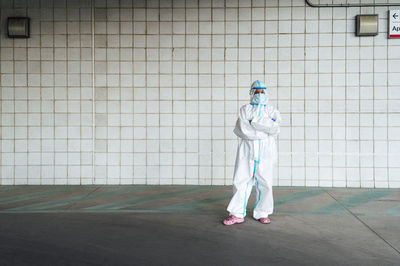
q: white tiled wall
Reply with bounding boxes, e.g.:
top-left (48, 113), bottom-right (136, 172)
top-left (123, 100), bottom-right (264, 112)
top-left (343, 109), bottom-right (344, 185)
top-left (1, 0), bottom-right (399, 187)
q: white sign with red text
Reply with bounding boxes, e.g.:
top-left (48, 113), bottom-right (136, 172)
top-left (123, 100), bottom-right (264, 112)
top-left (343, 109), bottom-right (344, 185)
top-left (389, 10), bottom-right (400, 38)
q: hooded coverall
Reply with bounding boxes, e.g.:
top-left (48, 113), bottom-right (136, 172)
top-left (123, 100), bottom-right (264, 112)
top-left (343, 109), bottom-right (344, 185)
top-left (226, 102), bottom-right (281, 219)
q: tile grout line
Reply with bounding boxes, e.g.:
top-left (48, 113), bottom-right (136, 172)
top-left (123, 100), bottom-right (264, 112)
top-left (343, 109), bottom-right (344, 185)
top-left (385, 2), bottom-right (389, 189)
top-left (91, 0), bottom-right (95, 185)
top-left (118, 0), bottom-right (121, 186)
top-left (331, 3), bottom-right (333, 187)
top-left (0, 2), bottom-right (2, 186)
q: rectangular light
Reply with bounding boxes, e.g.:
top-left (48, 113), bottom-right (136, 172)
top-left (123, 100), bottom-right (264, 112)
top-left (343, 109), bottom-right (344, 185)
top-left (7, 17), bottom-right (30, 38)
top-left (356, 14), bottom-right (378, 36)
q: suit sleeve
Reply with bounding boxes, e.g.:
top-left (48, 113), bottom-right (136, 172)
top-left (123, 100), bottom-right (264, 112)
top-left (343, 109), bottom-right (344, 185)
top-left (233, 106), bottom-right (269, 140)
top-left (250, 109), bottom-right (281, 136)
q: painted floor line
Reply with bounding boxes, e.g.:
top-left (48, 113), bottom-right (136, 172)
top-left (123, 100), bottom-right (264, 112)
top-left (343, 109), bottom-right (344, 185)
top-left (7, 185), bottom-right (152, 211)
top-left (84, 186), bottom-right (211, 210)
top-left (0, 186), bottom-right (89, 205)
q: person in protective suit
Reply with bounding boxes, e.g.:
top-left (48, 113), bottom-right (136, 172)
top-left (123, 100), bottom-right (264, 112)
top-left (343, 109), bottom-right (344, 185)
top-left (223, 80), bottom-right (281, 225)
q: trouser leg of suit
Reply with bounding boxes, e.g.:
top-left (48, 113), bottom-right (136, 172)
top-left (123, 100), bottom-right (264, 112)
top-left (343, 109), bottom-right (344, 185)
top-left (226, 159), bottom-right (254, 219)
top-left (252, 158), bottom-right (274, 220)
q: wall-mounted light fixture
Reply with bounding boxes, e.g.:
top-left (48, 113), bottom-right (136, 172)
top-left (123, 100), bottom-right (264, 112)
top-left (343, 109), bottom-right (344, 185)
top-left (7, 17), bottom-right (30, 38)
top-left (356, 14), bottom-right (378, 36)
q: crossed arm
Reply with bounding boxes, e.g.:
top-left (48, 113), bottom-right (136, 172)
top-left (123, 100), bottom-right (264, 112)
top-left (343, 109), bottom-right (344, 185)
top-left (233, 107), bottom-right (281, 140)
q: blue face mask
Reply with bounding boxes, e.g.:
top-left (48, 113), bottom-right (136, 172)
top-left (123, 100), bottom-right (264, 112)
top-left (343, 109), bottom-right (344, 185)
top-left (253, 93), bottom-right (266, 104)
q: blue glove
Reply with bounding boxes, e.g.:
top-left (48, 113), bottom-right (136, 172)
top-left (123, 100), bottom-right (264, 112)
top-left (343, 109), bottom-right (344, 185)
top-left (249, 119), bottom-right (252, 124)
top-left (271, 118), bottom-right (276, 122)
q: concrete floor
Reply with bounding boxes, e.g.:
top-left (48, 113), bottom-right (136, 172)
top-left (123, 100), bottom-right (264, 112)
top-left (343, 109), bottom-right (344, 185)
top-left (0, 186), bottom-right (399, 265)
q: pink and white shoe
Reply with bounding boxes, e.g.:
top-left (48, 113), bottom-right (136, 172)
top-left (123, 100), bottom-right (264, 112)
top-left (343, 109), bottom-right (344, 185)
top-left (222, 215), bottom-right (245, 226)
top-left (258, 217), bottom-right (271, 224)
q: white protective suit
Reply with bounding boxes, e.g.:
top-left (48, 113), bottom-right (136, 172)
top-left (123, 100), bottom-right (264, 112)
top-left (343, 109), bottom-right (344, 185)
top-left (226, 82), bottom-right (281, 220)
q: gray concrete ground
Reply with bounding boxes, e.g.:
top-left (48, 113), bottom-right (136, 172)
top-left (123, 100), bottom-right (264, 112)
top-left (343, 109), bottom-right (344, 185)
top-left (0, 186), bottom-right (399, 265)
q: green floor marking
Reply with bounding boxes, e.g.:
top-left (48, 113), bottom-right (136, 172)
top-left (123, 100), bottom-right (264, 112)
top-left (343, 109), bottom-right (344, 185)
top-left (5, 185), bottom-right (150, 211)
top-left (84, 186), bottom-right (211, 210)
top-left (309, 189), bottom-right (395, 215)
top-left (0, 208), bottom-right (384, 216)
top-left (0, 186), bottom-right (88, 205)
top-left (0, 186), bottom-right (19, 192)
top-left (0, 208), bottom-right (394, 217)
top-left (273, 189), bottom-right (326, 207)
top-left (0, 186), bottom-right (397, 217)
top-left (158, 188), bottom-right (325, 213)
top-left (0, 186), bottom-right (47, 195)
top-left (157, 191), bottom-right (232, 211)
top-left (271, 210), bottom-right (350, 216)
top-left (0, 209), bottom-right (173, 213)
top-left (384, 205), bottom-right (400, 216)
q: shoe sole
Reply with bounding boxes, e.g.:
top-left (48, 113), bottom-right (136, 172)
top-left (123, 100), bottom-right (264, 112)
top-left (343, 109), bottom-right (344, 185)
top-left (254, 217), bottom-right (271, 224)
top-left (222, 220), bottom-right (245, 226)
